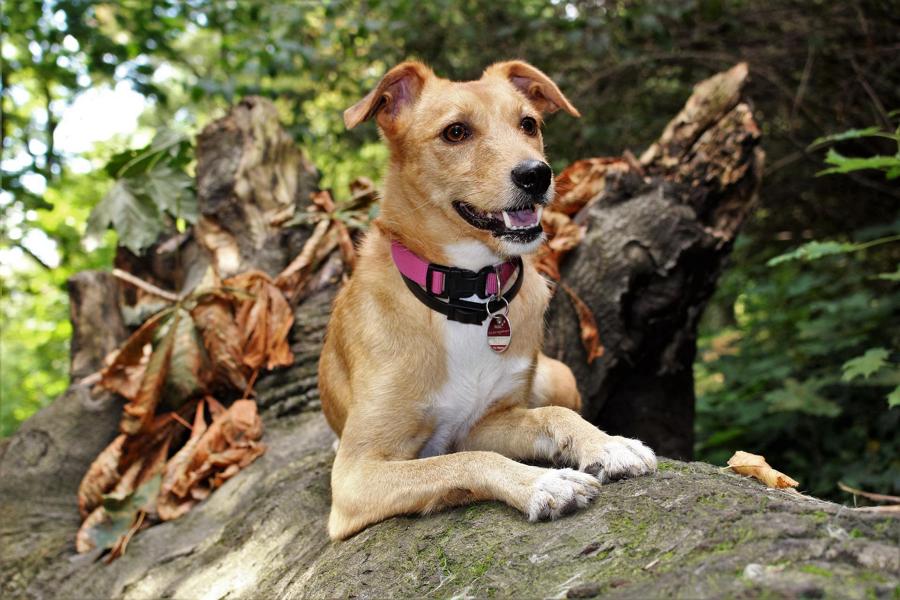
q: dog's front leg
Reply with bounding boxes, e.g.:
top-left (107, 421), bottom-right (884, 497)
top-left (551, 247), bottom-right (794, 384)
top-left (328, 442), bottom-right (602, 540)
top-left (460, 406), bottom-right (657, 482)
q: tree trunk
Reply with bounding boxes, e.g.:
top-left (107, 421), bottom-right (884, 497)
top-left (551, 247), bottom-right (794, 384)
top-left (544, 63), bottom-right (763, 459)
top-left (2, 67), bottom-right (896, 600)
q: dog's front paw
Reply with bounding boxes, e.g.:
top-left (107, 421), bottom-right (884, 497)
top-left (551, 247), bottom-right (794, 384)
top-left (582, 436), bottom-right (657, 483)
top-left (526, 468), bottom-right (602, 521)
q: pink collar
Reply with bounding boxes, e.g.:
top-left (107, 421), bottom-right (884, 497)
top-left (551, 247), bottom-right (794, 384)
top-left (390, 240), bottom-right (519, 300)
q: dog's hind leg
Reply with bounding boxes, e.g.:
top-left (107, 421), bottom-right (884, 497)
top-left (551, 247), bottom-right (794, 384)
top-left (460, 405), bottom-right (657, 483)
top-left (328, 442), bottom-right (602, 540)
top-left (529, 352), bottom-right (581, 411)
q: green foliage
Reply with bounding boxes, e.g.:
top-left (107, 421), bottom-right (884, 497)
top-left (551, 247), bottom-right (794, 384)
top-left (842, 348), bottom-right (890, 382)
top-left (697, 116), bottom-right (900, 497)
top-left (767, 240), bottom-right (858, 266)
top-left (85, 130), bottom-right (195, 253)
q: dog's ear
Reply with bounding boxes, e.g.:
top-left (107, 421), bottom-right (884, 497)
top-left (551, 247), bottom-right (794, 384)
top-left (485, 60), bottom-right (580, 117)
top-left (344, 61), bottom-right (433, 130)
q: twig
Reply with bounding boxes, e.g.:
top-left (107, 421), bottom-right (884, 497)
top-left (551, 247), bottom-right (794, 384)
top-left (790, 44), bottom-right (815, 128)
top-left (275, 218), bottom-right (331, 285)
top-left (171, 412), bottom-right (193, 431)
top-left (112, 268), bottom-right (180, 302)
top-left (838, 482), bottom-right (900, 504)
top-left (242, 367), bottom-right (260, 399)
top-left (849, 57), bottom-right (891, 129)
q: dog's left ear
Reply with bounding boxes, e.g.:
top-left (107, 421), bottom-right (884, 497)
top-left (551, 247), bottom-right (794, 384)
top-left (485, 60), bottom-right (580, 117)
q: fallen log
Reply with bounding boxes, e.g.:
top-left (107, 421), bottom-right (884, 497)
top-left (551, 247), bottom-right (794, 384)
top-left (1, 67), bottom-right (896, 600)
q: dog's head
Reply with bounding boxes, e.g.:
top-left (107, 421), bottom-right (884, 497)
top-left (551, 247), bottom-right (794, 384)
top-left (345, 60), bottom-right (579, 257)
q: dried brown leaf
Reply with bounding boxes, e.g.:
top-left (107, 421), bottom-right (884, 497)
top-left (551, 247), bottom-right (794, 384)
top-left (77, 434), bottom-right (125, 518)
top-left (158, 401), bottom-right (209, 521)
top-left (191, 298), bottom-right (249, 391)
top-left (120, 310), bottom-right (181, 435)
top-left (169, 399), bottom-right (266, 504)
top-left (560, 282), bottom-right (605, 364)
top-left (227, 271), bottom-right (294, 372)
top-left (100, 309), bottom-right (170, 401)
top-left (552, 158), bottom-right (626, 215)
top-left (160, 307), bottom-right (210, 410)
top-left (727, 450), bottom-right (799, 489)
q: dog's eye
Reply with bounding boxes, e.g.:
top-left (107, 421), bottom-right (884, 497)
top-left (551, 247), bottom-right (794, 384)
top-left (441, 122), bottom-right (470, 143)
top-left (520, 117), bottom-right (538, 137)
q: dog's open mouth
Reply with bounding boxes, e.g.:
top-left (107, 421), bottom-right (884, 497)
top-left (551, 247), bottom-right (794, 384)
top-left (453, 201), bottom-right (543, 242)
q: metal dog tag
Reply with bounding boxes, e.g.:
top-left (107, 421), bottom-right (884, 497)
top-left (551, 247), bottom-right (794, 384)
top-left (487, 313), bottom-right (511, 353)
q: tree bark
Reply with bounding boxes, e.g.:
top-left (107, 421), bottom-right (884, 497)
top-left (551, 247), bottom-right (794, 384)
top-left (2, 67), bottom-right (896, 600)
top-left (544, 63), bottom-right (763, 459)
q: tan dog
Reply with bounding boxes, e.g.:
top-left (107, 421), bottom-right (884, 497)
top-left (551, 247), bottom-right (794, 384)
top-left (319, 60), bottom-right (657, 540)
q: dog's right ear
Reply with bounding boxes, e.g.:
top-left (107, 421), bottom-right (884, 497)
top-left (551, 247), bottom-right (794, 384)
top-left (344, 62), bottom-right (432, 131)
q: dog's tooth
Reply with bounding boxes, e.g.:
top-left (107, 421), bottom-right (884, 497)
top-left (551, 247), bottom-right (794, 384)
top-left (536, 206), bottom-right (543, 223)
top-left (502, 210), bottom-right (512, 228)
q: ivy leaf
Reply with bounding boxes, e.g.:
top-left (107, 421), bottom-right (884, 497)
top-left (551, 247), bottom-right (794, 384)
top-left (842, 348), bottom-right (890, 382)
top-left (767, 240), bottom-right (857, 266)
top-left (85, 180), bottom-right (166, 254)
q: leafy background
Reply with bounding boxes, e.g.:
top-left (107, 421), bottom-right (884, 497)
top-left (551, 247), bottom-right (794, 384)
top-left (2, 0), bottom-right (898, 499)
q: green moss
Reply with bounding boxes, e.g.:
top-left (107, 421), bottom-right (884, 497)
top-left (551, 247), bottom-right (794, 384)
top-left (470, 551), bottom-right (494, 578)
top-left (800, 565), bottom-right (834, 578)
top-left (810, 510), bottom-right (830, 523)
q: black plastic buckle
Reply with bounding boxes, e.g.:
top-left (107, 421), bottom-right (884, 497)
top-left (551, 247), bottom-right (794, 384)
top-left (426, 263), bottom-right (494, 300)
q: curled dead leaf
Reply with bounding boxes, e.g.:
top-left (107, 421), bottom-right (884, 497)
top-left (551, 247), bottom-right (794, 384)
top-left (553, 158), bottom-right (630, 215)
top-left (227, 271), bottom-right (294, 372)
top-left (560, 282), bottom-right (605, 363)
top-left (120, 309), bottom-right (181, 435)
top-left (158, 401), bottom-right (209, 521)
top-left (78, 434), bottom-right (126, 519)
top-left (158, 399), bottom-right (266, 521)
top-left (100, 308), bottom-right (170, 401)
top-left (191, 297), bottom-right (249, 392)
top-left (727, 450), bottom-right (799, 489)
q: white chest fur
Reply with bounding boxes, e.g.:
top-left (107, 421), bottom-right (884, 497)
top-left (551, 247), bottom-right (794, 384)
top-left (418, 241), bottom-right (532, 458)
top-left (419, 319), bottom-right (531, 458)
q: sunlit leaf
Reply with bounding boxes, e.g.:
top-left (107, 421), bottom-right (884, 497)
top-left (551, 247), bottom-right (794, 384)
top-left (727, 451), bottom-right (799, 488)
top-left (85, 180), bottom-right (166, 254)
top-left (817, 148), bottom-right (900, 176)
top-left (888, 386), bottom-right (900, 409)
top-left (842, 347), bottom-right (890, 382)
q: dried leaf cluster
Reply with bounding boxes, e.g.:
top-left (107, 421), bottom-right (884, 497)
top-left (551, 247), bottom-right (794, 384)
top-left (536, 158), bottom-right (632, 363)
top-left (76, 182), bottom-right (375, 561)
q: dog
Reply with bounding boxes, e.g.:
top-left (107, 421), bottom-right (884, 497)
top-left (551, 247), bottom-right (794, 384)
top-left (318, 60), bottom-right (657, 540)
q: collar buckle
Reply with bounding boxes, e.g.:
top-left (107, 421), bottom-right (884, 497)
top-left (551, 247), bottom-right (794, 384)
top-left (426, 264), bottom-right (496, 300)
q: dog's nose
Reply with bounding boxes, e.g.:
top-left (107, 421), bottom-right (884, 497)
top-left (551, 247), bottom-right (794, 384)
top-left (510, 160), bottom-right (552, 197)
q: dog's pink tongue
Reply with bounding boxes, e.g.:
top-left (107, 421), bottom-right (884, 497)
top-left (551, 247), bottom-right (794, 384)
top-left (506, 207), bottom-right (539, 227)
